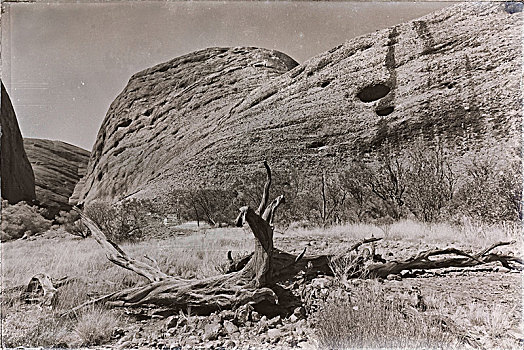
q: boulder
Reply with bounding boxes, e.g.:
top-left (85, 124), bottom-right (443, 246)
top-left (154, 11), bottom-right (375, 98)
top-left (23, 138), bottom-right (89, 218)
top-left (72, 3), bottom-right (521, 205)
top-left (0, 82), bottom-right (36, 203)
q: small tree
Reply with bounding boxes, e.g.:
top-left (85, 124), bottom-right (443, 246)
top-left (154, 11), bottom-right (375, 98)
top-left (363, 146), bottom-right (407, 220)
top-left (84, 198), bottom-right (153, 242)
top-left (56, 210), bottom-right (90, 238)
top-left (453, 148), bottom-right (522, 223)
top-left (404, 140), bottom-right (456, 222)
top-left (339, 163), bottom-right (377, 223)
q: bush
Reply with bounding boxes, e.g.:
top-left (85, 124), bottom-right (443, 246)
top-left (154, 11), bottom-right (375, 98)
top-left (452, 148), bottom-right (522, 223)
top-left (1, 200), bottom-right (52, 241)
top-left (84, 198), bottom-right (154, 242)
top-left (56, 210), bottom-right (90, 238)
top-left (404, 141), bottom-right (456, 222)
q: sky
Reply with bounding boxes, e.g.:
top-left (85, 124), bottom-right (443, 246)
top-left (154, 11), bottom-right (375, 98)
top-left (2, 1), bottom-right (451, 151)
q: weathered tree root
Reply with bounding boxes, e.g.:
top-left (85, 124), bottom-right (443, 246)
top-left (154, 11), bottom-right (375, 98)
top-left (21, 274), bottom-right (75, 306)
top-left (67, 161), bottom-right (313, 316)
top-left (64, 161), bottom-right (522, 318)
top-left (365, 241), bottom-right (523, 278)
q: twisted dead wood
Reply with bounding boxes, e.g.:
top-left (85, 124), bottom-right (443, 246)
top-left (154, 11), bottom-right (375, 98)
top-left (67, 161), bottom-right (316, 315)
top-left (365, 242), bottom-right (523, 278)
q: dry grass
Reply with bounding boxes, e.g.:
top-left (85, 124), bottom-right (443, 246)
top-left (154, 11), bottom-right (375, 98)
top-left (1, 219), bottom-right (520, 347)
top-left (1, 226), bottom-right (252, 347)
top-left (313, 281), bottom-right (457, 349)
top-left (285, 219), bottom-right (522, 249)
top-left (74, 306), bottom-right (121, 346)
top-left (2, 307), bottom-right (72, 348)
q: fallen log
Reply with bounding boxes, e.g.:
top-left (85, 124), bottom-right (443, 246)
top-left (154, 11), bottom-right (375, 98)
top-left (365, 241), bottom-right (523, 278)
top-left (69, 161), bottom-right (317, 316)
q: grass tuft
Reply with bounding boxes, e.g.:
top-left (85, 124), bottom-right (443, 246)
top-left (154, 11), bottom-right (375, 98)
top-left (313, 282), bottom-right (457, 349)
top-left (74, 306), bottom-right (121, 346)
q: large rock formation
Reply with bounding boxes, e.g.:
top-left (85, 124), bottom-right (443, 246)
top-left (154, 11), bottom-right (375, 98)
top-left (72, 2), bottom-right (522, 205)
top-left (23, 138), bottom-right (89, 218)
top-left (1, 82), bottom-right (36, 204)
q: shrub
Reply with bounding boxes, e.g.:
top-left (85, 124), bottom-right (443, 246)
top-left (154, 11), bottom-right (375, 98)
top-left (56, 210), bottom-right (90, 238)
top-left (404, 141), bottom-right (456, 222)
top-left (84, 198), bottom-right (153, 242)
top-left (452, 148), bottom-right (522, 223)
top-left (1, 200), bottom-right (52, 241)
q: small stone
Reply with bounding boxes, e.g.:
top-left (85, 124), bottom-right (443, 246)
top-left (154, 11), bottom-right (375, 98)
top-left (203, 322), bottom-right (222, 341)
top-left (184, 335), bottom-right (201, 346)
top-left (165, 315), bottom-right (178, 329)
top-left (387, 274), bottom-right (402, 281)
top-left (311, 277), bottom-right (331, 289)
top-left (177, 317), bottom-right (188, 328)
top-left (223, 339), bottom-right (236, 348)
top-left (234, 304), bottom-right (254, 325)
top-left (230, 331), bottom-right (241, 340)
top-left (286, 335), bottom-right (298, 346)
top-left (115, 340), bottom-right (132, 349)
top-left (209, 313), bottom-right (222, 324)
top-left (268, 315), bottom-right (281, 327)
top-left (293, 306), bottom-right (306, 318)
top-left (220, 310), bottom-right (235, 320)
top-left (169, 341), bottom-right (181, 349)
top-left (298, 336), bottom-right (309, 343)
top-left (223, 320), bottom-right (239, 335)
top-left (251, 311), bottom-right (261, 322)
top-left (204, 342), bottom-right (216, 350)
top-left (267, 328), bottom-right (283, 342)
top-left (289, 314), bottom-right (299, 323)
top-left (257, 318), bottom-right (269, 334)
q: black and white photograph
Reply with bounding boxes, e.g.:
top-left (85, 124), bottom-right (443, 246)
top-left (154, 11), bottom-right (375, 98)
top-left (1, 0), bottom-right (522, 348)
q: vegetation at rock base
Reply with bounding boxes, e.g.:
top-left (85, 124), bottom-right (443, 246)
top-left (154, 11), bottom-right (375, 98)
top-left (1, 200), bottom-right (52, 241)
top-left (154, 140), bottom-right (521, 231)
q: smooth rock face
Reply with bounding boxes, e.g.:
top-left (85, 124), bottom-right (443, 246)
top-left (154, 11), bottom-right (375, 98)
top-left (0, 82), bottom-right (36, 204)
top-left (24, 138), bottom-right (89, 217)
top-left (73, 3), bottom-right (521, 205)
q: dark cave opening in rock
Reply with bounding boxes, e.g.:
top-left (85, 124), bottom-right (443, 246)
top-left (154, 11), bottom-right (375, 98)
top-left (357, 84), bottom-right (391, 102)
top-left (376, 106), bottom-right (395, 116)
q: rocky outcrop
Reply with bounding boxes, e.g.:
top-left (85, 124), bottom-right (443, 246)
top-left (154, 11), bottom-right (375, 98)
top-left (72, 2), bottom-right (521, 205)
top-left (71, 47), bottom-right (298, 203)
top-left (1, 82), bottom-right (36, 204)
top-left (23, 138), bottom-right (89, 218)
